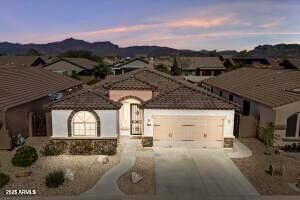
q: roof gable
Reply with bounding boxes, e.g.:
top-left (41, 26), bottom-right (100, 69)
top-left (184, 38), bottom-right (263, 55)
top-left (42, 57), bottom-right (98, 70)
top-left (50, 90), bottom-right (121, 110)
top-left (176, 57), bottom-right (225, 70)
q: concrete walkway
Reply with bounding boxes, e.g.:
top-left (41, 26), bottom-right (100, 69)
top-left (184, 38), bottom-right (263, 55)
top-left (81, 139), bottom-right (138, 197)
top-left (227, 139), bottom-right (253, 159)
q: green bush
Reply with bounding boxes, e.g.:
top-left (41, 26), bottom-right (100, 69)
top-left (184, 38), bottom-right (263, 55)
top-left (12, 145), bottom-right (38, 167)
top-left (0, 173), bottom-right (10, 188)
top-left (41, 140), bottom-right (68, 156)
top-left (45, 170), bottom-right (65, 188)
top-left (142, 137), bottom-right (153, 147)
top-left (69, 140), bottom-right (117, 155)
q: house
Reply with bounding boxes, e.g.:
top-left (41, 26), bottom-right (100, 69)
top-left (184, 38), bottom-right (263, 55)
top-left (50, 68), bottom-right (237, 149)
top-left (280, 58), bottom-right (300, 70)
top-left (0, 66), bottom-right (82, 149)
top-left (42, 57), bottom-right (98, 76)
top-left (223, 57), bottom-right (279, 69)
top-left (202, 68), bottom-right (300, 145)
top-left (0, 56), bottom-right (46, 67)
top-left (176, 57), bottom-right (226, 83)
top-left (111, 58), bottom-right (149, 75)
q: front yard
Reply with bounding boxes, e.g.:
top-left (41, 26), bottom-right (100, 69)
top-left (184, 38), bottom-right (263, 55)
top-left (0, 137), bottom-right (122, 197)
top-left (232, 138), bottom-right (300, 195)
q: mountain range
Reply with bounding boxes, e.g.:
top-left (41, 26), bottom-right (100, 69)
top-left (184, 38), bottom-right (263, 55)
top-left (0, 38), bottom-right (299, 58)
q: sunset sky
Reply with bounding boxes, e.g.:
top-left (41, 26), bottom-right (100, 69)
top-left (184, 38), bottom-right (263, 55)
top-left (1, 0), bottom-right (300, 50)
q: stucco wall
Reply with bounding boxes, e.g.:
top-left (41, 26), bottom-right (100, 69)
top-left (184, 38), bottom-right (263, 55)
top-left (109, 90), bottom-right (153, 102)
top-left (51, 109), bottom-right (118, 138)
top-left (45, 60), bottom-right (83, 75)
top-left (143, 109), bottom-right (235, 139)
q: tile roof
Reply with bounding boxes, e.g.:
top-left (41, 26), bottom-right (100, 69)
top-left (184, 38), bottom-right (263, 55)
top-left (42, 57), bottom-right (98, 70)
top-left (0, 66), bottom-right (82, 111)
top-left (94, 68), bottom-right (236, 110)
top-left (141, 85), bottom-right (235, 110)
top-left (104, 76), bottom-right (156, 90)
top-left (176, 57), bottom-right (225, 70)
top-left (50, 90), bottom-right (121, 110)
top-left (0, 56), bottom-right (45, 67)
top-left (203, 68), bottom-right (300, 108)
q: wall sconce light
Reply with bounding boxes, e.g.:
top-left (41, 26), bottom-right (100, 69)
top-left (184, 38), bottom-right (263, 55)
top-left (147, 119), bottom-right (151, 126)
top-left (228, 120), bottom-right (231, 124)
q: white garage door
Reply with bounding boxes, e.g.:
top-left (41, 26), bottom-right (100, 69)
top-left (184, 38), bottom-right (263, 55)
top-left (153, 116), bottom-right (224, 148)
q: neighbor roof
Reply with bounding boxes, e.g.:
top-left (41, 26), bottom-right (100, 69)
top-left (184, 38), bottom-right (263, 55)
top-left (203, 68), bottom-right (300, 108)
top-left (0, 56), bottom-right (45, 67)
top-left (94, 68), bottom-right (236, 110)
top-left (284, 58), bottom-right (300, 69)
top-left (176, 57), bottom-right (225, 70)
top-left (42, 57), bottom-right (98, 70)
top-left (105, 76), bottom-right (157, 90)
top-left (50, 90), bottom-right (121, 110)
top-left (0, 66), bottom-right (82, 111)
top-left (112, 58), bottom-right (148, 69)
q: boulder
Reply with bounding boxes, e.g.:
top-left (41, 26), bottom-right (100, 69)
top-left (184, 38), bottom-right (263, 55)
top-left (131, 172), bottom-right (143, 184)
top-left (65, 168), bottom-right (74, 181)
top-left (15, 170), bottom-right (32, 178)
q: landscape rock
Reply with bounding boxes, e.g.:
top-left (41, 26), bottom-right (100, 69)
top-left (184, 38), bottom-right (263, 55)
top-left (15, 170), bottom-right (32, 178)
top-left (65, 168), bottom-right (74, 181)
top-left (131, 172), bottom-right (143, 184)
top-left (97, 155), bottom-right (104, 163)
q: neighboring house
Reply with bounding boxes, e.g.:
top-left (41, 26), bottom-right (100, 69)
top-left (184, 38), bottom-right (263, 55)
top-left (202, 68), bottom-right (300, 145)
top-left (111, 58), bottom-right (149, 75)
top-left (0, 67), bottom-right (82, 150)
top-left (153, 56), bottom-right (174, 68)
top-left (176, 57), bottom-right (226, 83)
top-left (42, 57), bottom-right (98, 76)
top-left (50, 68), bottom-right (237, 149)
top-left (280, 58), bottom-right (300, 70)
top-left (0, 56), bottom-right (46, 67)
top-left (223, 57), bottom-right (279, 69)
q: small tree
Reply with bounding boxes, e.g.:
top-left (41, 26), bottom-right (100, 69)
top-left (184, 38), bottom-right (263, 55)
top-left (258, 122), bottom-right (275, 154)
top-left (154, 64), bottom-right (170, 74)
top-left (71, 70), bottom-right (80, 80)
top-left (94, 63), bottom-right (112, 80)
top-left (171, 58), bottom-right (181, 75)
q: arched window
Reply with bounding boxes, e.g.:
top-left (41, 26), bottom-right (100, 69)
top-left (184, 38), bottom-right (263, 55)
top-left (72, 111), bottom-right (97, 136)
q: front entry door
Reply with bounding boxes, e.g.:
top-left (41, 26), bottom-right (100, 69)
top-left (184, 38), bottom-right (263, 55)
top-left (130, 104), bottom-right (143, 135)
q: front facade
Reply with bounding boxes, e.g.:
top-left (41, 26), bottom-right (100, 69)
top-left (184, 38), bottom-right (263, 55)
top-left (51, 69), bottom-right (236, 148)
top-left (202, 68), bottom-right (300, 145)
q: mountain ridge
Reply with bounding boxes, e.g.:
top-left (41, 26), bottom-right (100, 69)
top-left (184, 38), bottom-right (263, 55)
top-left (0, 38), bottom-right (299, 58)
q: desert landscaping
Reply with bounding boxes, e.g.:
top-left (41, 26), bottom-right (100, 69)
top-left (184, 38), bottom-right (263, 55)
top-left (0, 137), bottom-right (122, 197)
top-left (232, 138), bottom-right (300, 195)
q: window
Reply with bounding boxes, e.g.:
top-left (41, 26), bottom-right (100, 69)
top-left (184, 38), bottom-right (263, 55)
top-left (229, 94), bottom-right (233, 101)
top-left (72, 111), bottom-right (97, 136)
top-left (286, 113), bottom-right (300, 137)
top-left (219, 91), bottom-right (223, 97)
top-left (242, 100), bottom-right (250, 116)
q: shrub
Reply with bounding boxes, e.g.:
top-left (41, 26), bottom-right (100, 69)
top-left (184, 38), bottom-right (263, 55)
top-left (0, 173), bottom-right (10, 188)
top-left (46, 170), bottom-right (65, 188)
top-left (41, 140), bottom-right (68, 156)
top-left (69, 140), bottom-right (117, 155)
top-left (12, 145), bottom-right (38, 167)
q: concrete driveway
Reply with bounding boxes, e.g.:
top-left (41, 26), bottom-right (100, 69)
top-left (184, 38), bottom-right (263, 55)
top-left (154, 147), bottom-right (259, 199)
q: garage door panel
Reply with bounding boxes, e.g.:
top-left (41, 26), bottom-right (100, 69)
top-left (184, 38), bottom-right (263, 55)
top-left (153, 116), bottom-right (224, 148)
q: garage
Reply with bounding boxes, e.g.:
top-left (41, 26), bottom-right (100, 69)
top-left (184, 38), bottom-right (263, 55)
top-left (153, 116), bottom-right (224, 148)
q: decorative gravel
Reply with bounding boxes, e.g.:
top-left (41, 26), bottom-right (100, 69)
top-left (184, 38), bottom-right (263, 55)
top-left (118, 148), bottom-right (155, 195)
top-left (232, 138), bottom-right (300, 195)
top-left (0, 137), bottom-right (122, 197)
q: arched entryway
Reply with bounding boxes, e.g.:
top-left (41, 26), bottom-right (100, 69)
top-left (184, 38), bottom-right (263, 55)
top-left (118, 96), bottom-right (143, 136)
top-left (286, 112), bottom-right (300, 137)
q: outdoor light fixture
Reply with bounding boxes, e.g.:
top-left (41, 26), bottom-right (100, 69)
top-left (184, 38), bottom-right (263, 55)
top-left (147, 119), bottom-right (151, 126)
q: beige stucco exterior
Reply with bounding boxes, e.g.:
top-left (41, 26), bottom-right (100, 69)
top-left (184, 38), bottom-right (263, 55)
top-left (109, 90), bottom-right (153, 102)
